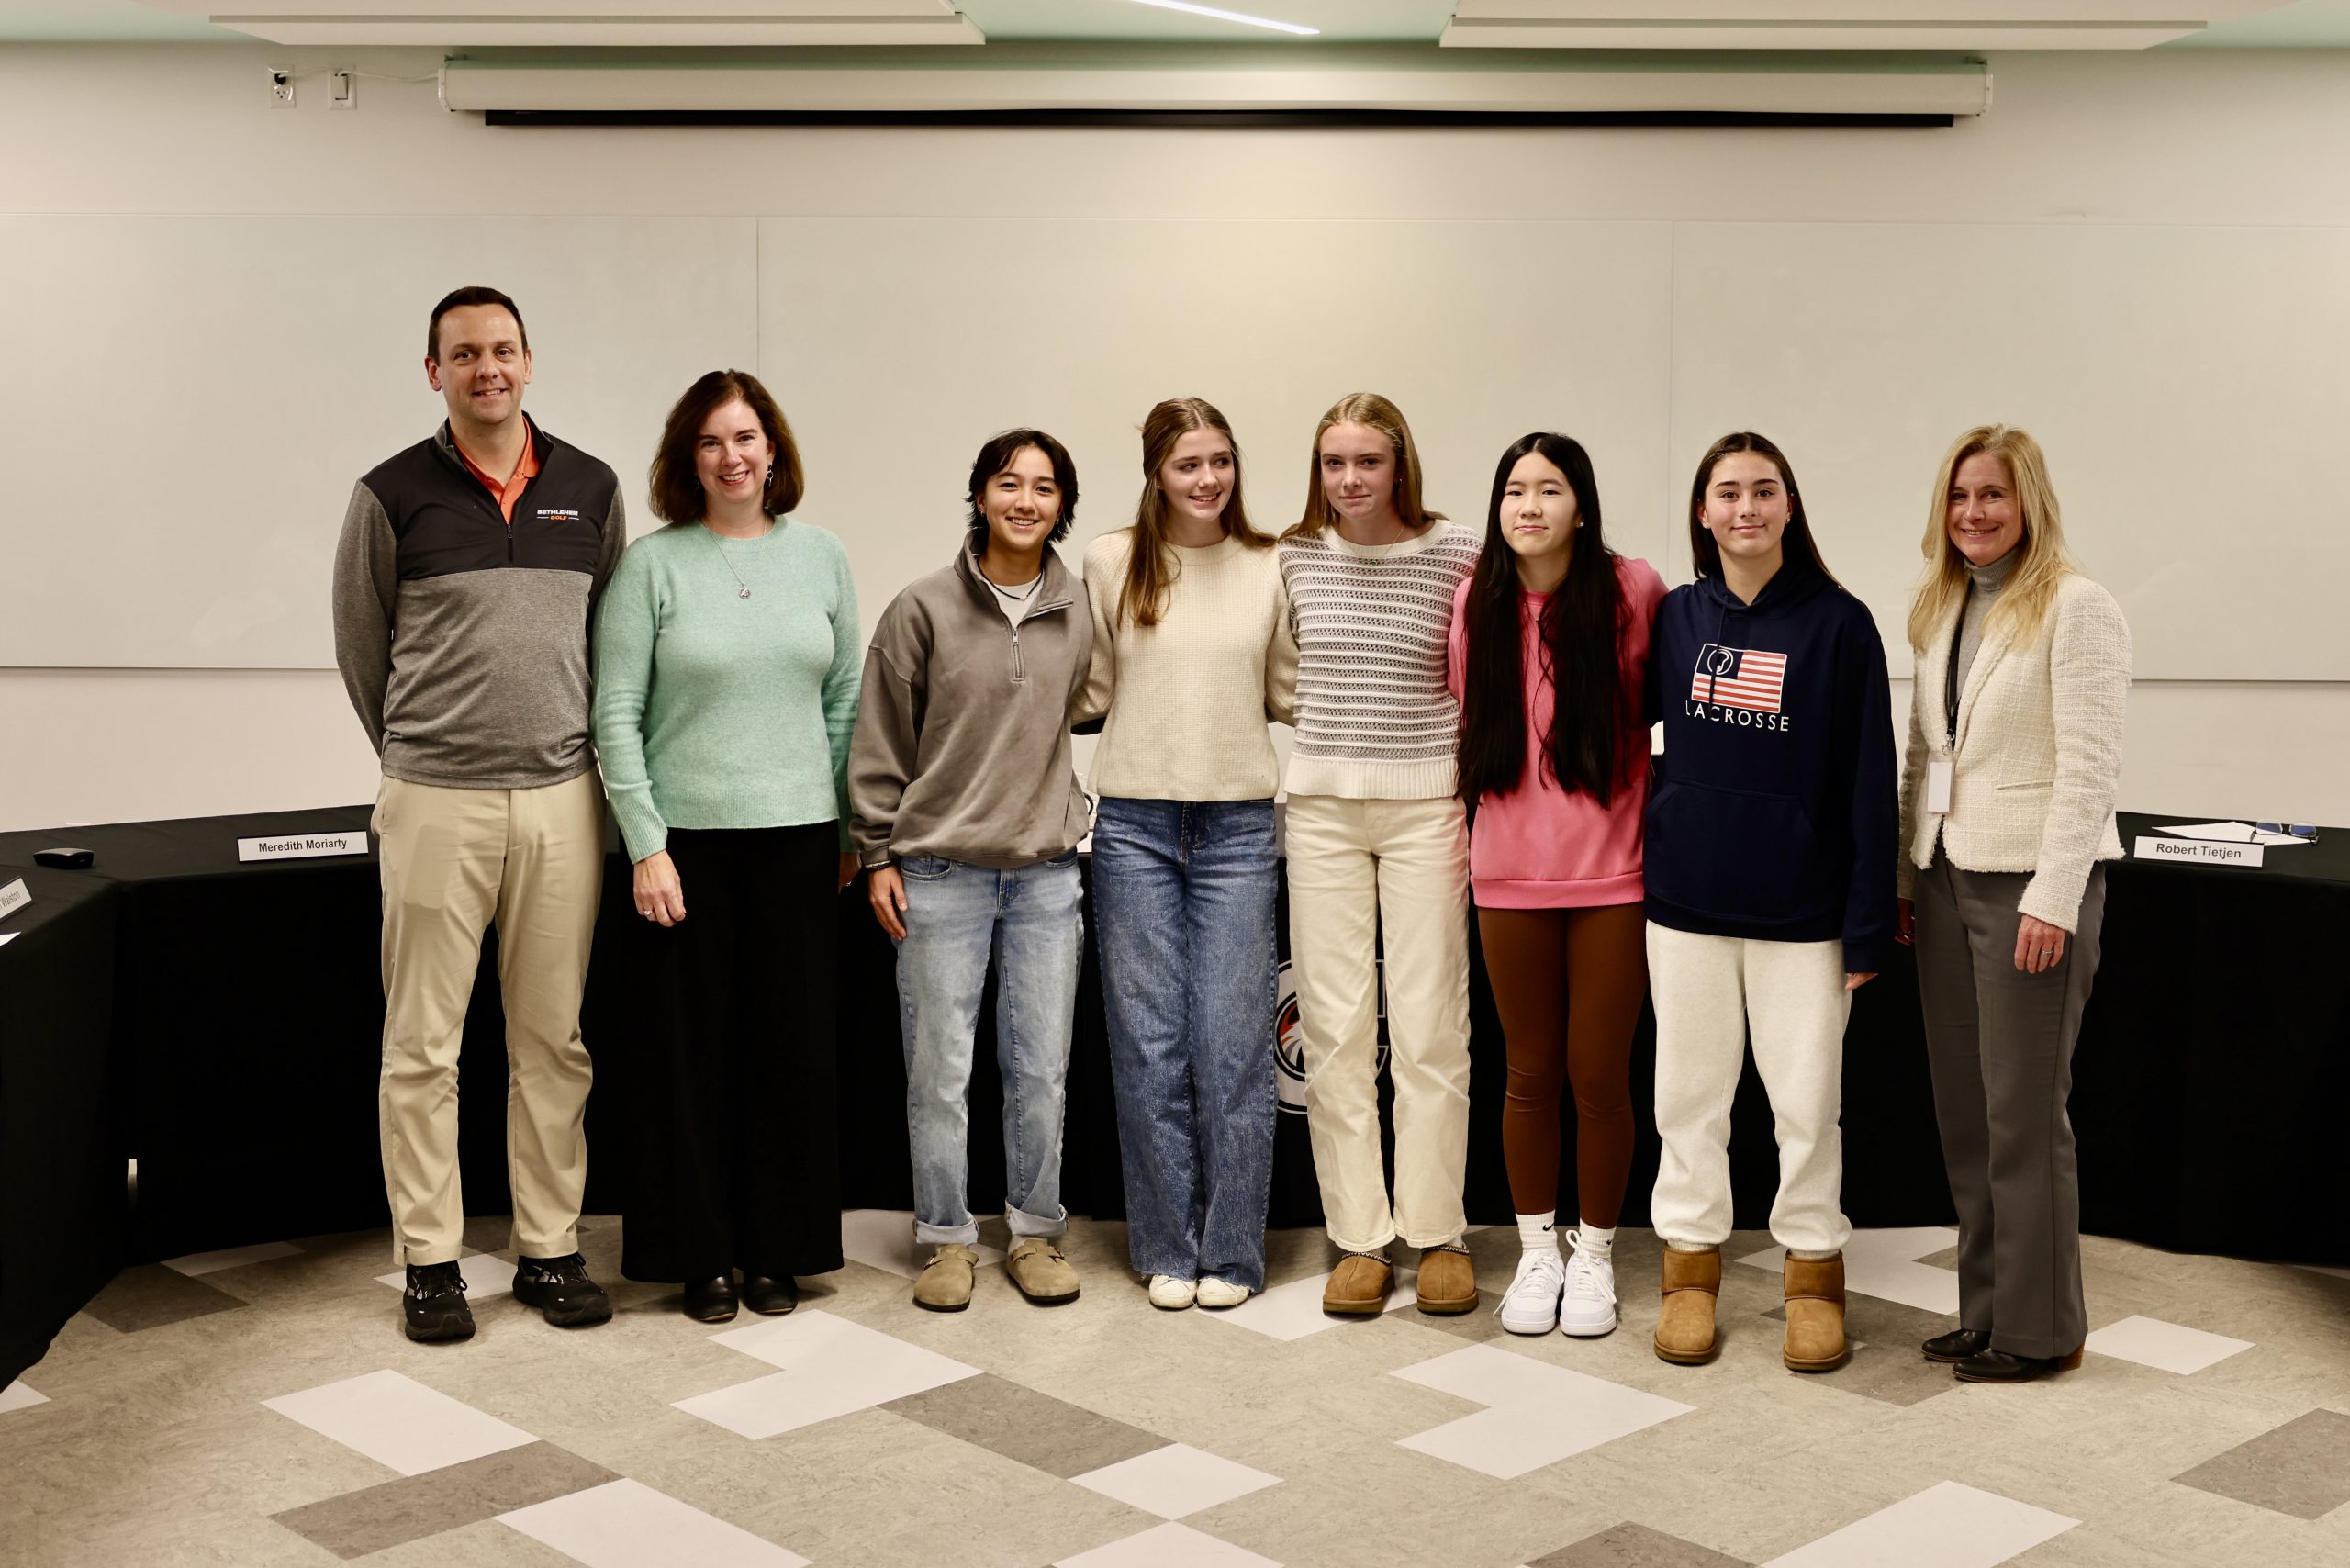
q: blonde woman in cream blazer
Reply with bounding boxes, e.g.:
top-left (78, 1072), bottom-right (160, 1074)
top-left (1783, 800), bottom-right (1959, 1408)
top-left (1895, 425), bottom-right (2130, 1386)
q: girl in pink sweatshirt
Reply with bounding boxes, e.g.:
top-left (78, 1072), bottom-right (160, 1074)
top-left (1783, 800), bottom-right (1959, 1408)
top-left (1447, 431), bottom-right (1665, 1340)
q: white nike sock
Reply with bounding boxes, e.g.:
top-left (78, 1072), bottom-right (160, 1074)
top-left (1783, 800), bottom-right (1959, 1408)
top-left (1516, 1212), bottom-right (1560, 1254)
top-left (1574, 1224), bottom-right (1616, 1260)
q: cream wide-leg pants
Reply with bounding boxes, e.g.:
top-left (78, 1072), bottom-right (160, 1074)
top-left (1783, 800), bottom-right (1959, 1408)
top-left (374, 772), bottom-right (603, 1266)
top-left (1284, 794), bottom-right (1472, 1254)
top-left (1647, 922), bottom-right (1852, 1257)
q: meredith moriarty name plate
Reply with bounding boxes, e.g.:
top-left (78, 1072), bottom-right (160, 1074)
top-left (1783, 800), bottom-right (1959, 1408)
top-left (236, 831), bottom-right (369, 864)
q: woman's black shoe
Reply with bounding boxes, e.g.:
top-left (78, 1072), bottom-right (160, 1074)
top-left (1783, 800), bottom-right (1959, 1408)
top-left (741, 1275), bottom-right (799, 1316)
top-left (682, 1275), bottom-right (739, 1323)
top-left (1953, 1345), bottom-right (2085, 1383)
top-left (1922, 1327), bottom-right (1993, 1363)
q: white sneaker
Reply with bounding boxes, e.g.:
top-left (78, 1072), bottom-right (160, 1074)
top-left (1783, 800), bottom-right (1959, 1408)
top-left (1147, 1274), bottom-right (1197, 1310)
top-left (1195, 1277), bottom-right (1252, 1309)
top-left (1497, 1249), bottom-right (1567, 1336)
top-left (1558, 1235), bottom-right (1617, 1338)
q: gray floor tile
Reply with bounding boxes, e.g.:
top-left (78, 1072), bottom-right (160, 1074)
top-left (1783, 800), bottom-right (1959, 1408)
top-left (2171, 1406), bottom-right (2350, 1520)
top-left (270, 1439), bottom-right (616, 1559)
top-left (1759, 1293), bottom-right (1964, 1406)
top-left (79, 1263), bottom-right (247, 1333)
top-left (882, 1371), bottom-right (1169, 1478)
top-left (1527, 1520), bottom-right (1751, 1566)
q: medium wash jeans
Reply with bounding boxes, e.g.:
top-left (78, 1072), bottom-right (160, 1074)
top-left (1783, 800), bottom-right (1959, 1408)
top-left (893, 850), bottom-right (1083, 1248)
top-left (1091, 798), bottom-right (1279, 1290)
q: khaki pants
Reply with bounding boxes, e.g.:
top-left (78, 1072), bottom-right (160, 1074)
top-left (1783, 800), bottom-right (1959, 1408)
top-left (1284, 794), bottom-right (1472, 1253)
top-left (374, 772), bottom-right (602, 1266)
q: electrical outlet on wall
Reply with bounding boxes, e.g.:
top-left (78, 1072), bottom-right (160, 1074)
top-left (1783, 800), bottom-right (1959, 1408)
top-left (267, 65), bottom-right (294, 107)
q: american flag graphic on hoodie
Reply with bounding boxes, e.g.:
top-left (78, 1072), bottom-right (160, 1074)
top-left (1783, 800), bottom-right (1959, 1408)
top-left (1690, 644), bottom-right (1788, 713)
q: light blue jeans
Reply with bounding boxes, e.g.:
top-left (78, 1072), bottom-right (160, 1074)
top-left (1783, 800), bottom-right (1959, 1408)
top-left (1091, 798), bottom-right (1279, 1290)
top-left (893, 850), bottom-right (1084, 1248)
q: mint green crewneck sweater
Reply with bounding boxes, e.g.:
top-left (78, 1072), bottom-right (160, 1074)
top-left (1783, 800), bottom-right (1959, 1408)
top-left (591, 517), bottom-right (861, 862)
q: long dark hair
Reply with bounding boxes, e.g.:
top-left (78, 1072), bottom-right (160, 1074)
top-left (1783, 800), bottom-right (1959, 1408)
top-left (1457, 432), bottom-right (1634, 806)
top-left (648, 369), bottom-right (805, 524)
top-left (1686, 431), bottom-right (1838, 584)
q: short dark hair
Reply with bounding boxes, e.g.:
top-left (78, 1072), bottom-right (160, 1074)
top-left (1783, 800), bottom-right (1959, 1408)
top-left (965, 428), bottom-right (1078, 548)
top-left (649, 369), bottom-right (807, 524)
top-left (427, 286), bottom-right (528, 362)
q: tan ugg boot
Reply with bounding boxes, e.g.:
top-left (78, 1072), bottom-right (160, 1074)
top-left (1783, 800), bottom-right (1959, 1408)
top-left (1652, 1245), bottom-right (1720, 1365)
top-left (1782, 1252), bottom-right (1849, 1372)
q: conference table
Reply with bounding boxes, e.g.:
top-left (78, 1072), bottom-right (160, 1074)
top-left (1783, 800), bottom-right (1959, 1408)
top-left (3, 804), bottom-right (2344, 1387)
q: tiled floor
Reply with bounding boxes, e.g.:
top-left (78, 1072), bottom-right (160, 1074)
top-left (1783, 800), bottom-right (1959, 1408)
top-left (4, 1215), bottom-right (2347, 1566)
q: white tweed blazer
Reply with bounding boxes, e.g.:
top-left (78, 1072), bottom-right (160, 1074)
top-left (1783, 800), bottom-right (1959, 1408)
top-left (1897, 573), bottom-right (2132, 931)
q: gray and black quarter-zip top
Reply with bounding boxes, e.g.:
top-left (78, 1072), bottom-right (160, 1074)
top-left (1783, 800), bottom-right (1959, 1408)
top-left (847, 542), bottom-right (1093, 871)
top-left (331, 416), bottom-right (626, 790)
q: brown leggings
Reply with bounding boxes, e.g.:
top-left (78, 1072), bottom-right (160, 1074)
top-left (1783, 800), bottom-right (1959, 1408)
top-left (1477, 902), bottom-right (1649, 1227)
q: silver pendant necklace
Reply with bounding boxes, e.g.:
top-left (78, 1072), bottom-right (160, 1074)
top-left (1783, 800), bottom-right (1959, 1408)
top-left (710, 529), bottom-right (755, 599)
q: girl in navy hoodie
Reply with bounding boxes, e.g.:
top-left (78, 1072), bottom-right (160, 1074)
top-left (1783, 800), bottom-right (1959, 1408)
top-left (1643, 431), bottom-right (1894, 1376)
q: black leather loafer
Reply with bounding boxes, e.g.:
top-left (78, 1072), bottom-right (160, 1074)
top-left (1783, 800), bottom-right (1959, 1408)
top-left (1953, 1345), bottom-right (2085, 1383)
top-left (741, 1274), bottom-right (799, 1316)
top-left (1922, 1327), bottom-right (1993, 1363)
top-left (682, 1275), bottom-right (739, 1323)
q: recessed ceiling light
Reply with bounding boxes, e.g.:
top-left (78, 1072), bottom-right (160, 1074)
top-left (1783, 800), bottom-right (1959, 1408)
top-left (1125, 1), bottom-right (1320, 38)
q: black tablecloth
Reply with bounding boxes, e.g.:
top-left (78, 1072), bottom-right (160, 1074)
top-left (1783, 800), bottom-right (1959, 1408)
top-left (2072, 813), bottom-right (2350, 1262)
top-left (0, 864), bottom-right (122, 1389)
top-left (2, 802), bottom-right (2341, 1388)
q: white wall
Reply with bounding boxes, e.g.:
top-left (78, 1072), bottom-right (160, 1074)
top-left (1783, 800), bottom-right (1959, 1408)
top-left (3, 42), bottom-right (2347, 832)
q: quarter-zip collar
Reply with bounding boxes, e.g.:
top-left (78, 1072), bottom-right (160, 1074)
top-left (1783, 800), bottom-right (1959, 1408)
top-left (955, 542), bottom-right (1074, 686)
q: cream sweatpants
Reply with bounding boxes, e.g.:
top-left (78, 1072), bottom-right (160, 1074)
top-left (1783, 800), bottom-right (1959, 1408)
top-left (1285, 794), bottom-right (1472, 1254)
top-left (1647, 922), bottom-right (1852, 1257)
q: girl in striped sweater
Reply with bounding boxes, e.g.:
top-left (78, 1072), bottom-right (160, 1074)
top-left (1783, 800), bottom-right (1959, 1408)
top-left (1277, 392), bottom-right (1483, 1318)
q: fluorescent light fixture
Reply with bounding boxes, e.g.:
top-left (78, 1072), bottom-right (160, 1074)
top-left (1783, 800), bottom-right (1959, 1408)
top-left (1125, 0), bottom-right (1319, 37)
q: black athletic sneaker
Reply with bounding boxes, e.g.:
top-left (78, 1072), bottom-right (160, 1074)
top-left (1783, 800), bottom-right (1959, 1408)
top-left (403, 1261), bottom-right (476, 1343)
top-left (512, 1252), bottom-right (612, 1327)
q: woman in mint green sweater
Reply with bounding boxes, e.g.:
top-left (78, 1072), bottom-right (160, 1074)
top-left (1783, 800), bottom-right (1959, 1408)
top-left (592, 369), bottom-right (860, 1324)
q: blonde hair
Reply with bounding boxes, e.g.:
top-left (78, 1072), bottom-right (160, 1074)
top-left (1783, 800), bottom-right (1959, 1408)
top-left (1283, 391), bottom-right (1444, 540)
top-left (1906, 424), bottom-right (2076, 652)
top-left (1119, 397), bottom-right (1271, 630)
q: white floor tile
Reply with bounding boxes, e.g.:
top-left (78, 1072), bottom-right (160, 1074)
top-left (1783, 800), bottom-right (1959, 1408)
top-left (1761, 1480), bottom-right (2076, 1568)
top-left (262, 1368), bottom-right (535, 1476)
top-left (1055, 1521), bottom-right (1283, 1567)
top-left (2084, 1315), bottom-right (2254, 1375)
top-left (0, 1381), bottom-right (50, 1414)
top-left (1071, 1442), bottom-right (1280, 1519)
top-left (677, 1309), bottom-right (979, 1439)
top-left (839, 1209), bottom-right (1005, 1279)
top-left (499, 1478), bottom-right (810, 1568)
top-left (1201, 1263), bottom-right (1420, 1341)
top-left (1392, 1344), bottom-right (1693, 1479)
top-left (372, 1251), bottom-right (518, 1299)
top-left (1738, 1226), bottom-right (1962, 1315)
top-left (162, 1240), bottom-right (302, 1276)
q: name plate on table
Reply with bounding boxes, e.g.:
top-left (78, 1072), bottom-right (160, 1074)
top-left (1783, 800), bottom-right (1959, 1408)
top-left (0, 877), bottom-right (28, 917)
top-left (236, 831), bottom-right (369, 863)
top-left (2134, 834), bottom-right (2264, 868)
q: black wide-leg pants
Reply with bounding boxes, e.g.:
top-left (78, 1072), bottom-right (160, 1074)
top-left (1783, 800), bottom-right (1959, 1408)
top-left (619, 823), bottom-right (844, 1283)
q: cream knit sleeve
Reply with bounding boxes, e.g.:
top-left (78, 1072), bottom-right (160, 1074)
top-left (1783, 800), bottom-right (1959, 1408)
top-left (1897, 666), bottom-right (1932, 900)
top-left (2020, 577), bottom-right (2132, 930)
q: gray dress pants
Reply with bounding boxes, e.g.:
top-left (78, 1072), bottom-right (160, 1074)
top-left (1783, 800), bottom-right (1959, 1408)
top-left (1913, 850), bottom-right (2108, 1360)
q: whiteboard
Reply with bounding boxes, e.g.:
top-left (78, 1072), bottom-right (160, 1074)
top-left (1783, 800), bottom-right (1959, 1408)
top-left (759, 216), bottom-right (1679, 623)
top-left (1669, 221), bottom-right (2350, 680)
top-left (0, 215), bottom-right (757, 668)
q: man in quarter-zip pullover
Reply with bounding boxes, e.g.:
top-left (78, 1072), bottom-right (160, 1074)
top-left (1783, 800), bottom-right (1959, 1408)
top-left (331, 286), bottom-right (624, 1343)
